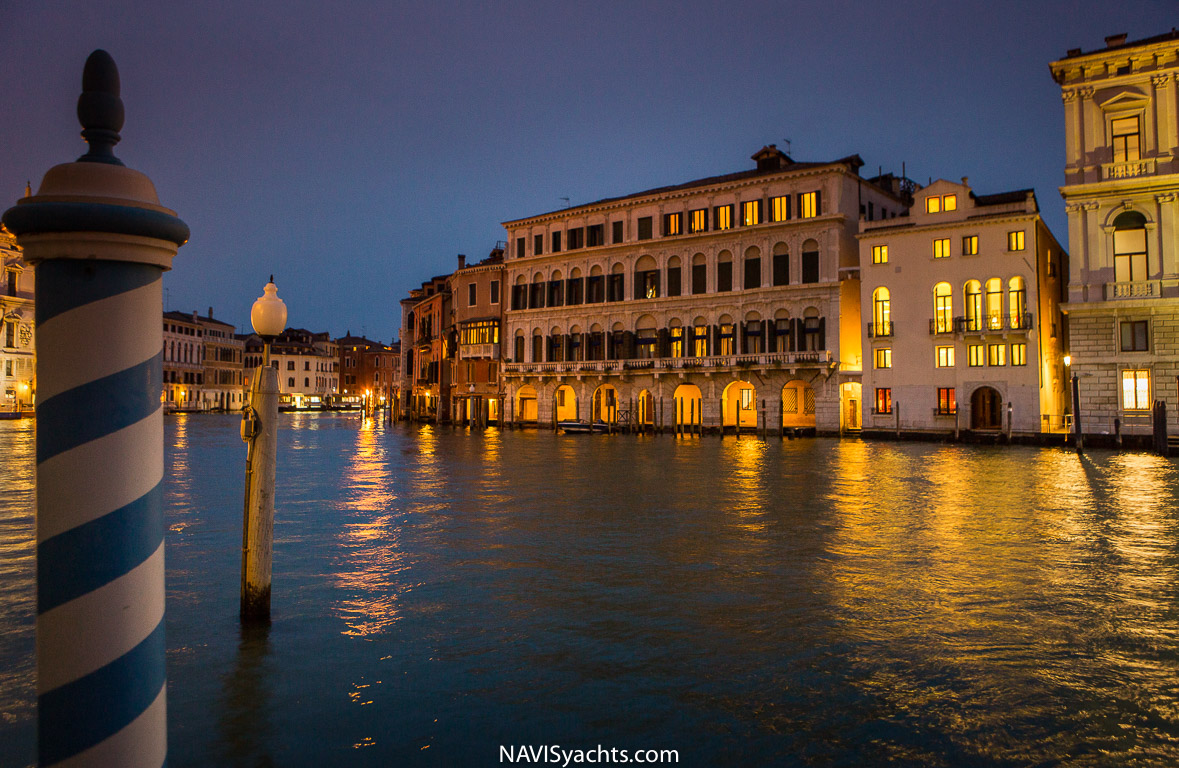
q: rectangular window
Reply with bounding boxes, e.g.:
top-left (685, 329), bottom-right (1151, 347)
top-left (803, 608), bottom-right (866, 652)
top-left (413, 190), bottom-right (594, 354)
top-left (1008, 230), bottom-right (1025, 251)
top-left (925, 196), bottom-right (941, 214)
top-left (714, 205), bottom-right (733, 230)
top-left (962, 235), bottom-right (978, 255)
top-left (587, 224), bottom-right (604, 247)
top-left (4, 321), bottom-right (13, 348)
top-left (719, 324), bottom-right (735, 356)
top-left (799, 191), bottom-right (819, 219)
top-left (740, 388), bottom-right (754, 410)
top-left (1122, 369), bottom-right (1151, 410)
top-left (511, 284), bottom-right (526, 310)
top-left (468, 283), bottom-right (477, 307)
top-left (875, 387), bottom-right (892, 414)
top-left (692, 263), bottom-right (707, 294)
top-left (612, 221), bottom-right (624, 244)
top-left (586, 275), bottom-right (604, 303)
top-left (667, 266), bottom-right (681, 297)
top-left (693, 325), bottom-right (709, 357)
top-left (937, 387), bottom-right (957, 415)
top-left (770, 195), bottom-right (790, 222)
top-left (744, 257), bottom-right (761, 290)
top-left (669, 328), bottom-right (684, 358)
top-left (936, 346), bottom-right (955, 368)
top-left (772, 252), bottom-right (789, 286)
top-left (943, 194), bottom-right (957, 211)
top-left (1120, 320), bottom-right (1149, 352)
top-left (663, 212), bottom-right (682, 236)
top-left (968, 344), bottom-right (985, 367)
top-left (872, 245), bottom-right (888, 264)
top-left (551, 231), bottom-right (562, 252)
top-left (566, 277), bottom-right (583, 305)
top-left (567, 227), bottom-right (583, 249)
top-left (637, 217), bottom-right (652, 240)
top-left (987, 343), bottom-right (1006, 366)
top-left (1112, 116), bottom-right (1141, 163)
top-left (515, 237), bottom-right (525, 259)
top-left (607, 274), bottom-right (624, 302)
top-left (874, 348), bottom-right (892, 369)
top-left (801, 250), bottom-right (819, 284)
top-left (933, 238), bottom-right (951, 259)
top-left (717, 261), bottom-right (732, 292)
top-left (741, 199), bottom-right (762, 226)
top-left (689, 208), bottom-right (708, 233)
top-left (534, 234), bottom-right (543, 256)
top-left (490, 280), bottom-right (500, 304)
top-left (1011, 342), bottom-right (1027, 366)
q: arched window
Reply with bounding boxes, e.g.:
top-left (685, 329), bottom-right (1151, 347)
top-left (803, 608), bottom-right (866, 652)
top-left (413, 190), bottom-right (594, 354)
top-left (1008, 277), bottom-right (1027, 328)
top-left (872, 287), bottom-right (891, 336)
top-left (985, 278), bottom-right (1002, 329)
top-left (964, 280), bottom-right (982, 331)
top-left (933, 282), bottom-right (952, 333)
top-left (1113, 211), bottom-right (1148, 284)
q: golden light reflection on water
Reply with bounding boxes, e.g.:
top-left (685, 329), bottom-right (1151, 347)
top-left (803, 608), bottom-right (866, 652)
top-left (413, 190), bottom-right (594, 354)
top-left (166, 413), bottom-right (197, 534)
top-left (333, 419), bottom-right (408, 638)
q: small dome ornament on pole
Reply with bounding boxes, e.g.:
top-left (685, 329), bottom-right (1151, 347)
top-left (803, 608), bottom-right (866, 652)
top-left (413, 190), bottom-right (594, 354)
top-left (250, 275), bottom-right (287, 363)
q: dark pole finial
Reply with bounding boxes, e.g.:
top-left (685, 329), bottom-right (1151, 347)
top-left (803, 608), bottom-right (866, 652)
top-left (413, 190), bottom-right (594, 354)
top-left (77, 50), bottom-right (125, 165)
top-left (269, 274), bottom-right (274, 284)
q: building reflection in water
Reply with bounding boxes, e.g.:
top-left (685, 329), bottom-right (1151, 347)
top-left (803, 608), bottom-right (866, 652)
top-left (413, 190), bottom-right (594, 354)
top-left (332, 417), bottom-right (407, 639)
top-left (217, 623), bottom-right (274, 768)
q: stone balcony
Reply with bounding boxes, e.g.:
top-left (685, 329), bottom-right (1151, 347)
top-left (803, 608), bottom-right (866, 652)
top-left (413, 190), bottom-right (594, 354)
top-left (1102, 158), bottom-right (1156, 180)
top-left (503, 350), bottom-right (834, 379)
top-left (1104, 280), bottom-right (1160, 299)
top-left (458, 343), bottom-right (499, 360)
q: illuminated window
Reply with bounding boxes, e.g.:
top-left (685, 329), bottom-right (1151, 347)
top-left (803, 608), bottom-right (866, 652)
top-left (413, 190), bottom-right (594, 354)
top-left (689, 209), bottom-right (708, 233)
top-left (1008, 277), bottom-right (1026, 327)
top-left (741, 200), bottom-right (762, 226)
top-left (933, 238), bottom-right (951, 259)
top-left (1007, 230), bottom-right (1025, 251)
top-left (1113, 211), bottom-right (1148, 283)
top-left (936, 346), bottom-right (955, 368)
top-left (714, 205), bottom-right (733, 230)
top-left (799, 191), bottom-right (819, 219)
top-left (874, 348), bottom-right (892, 369)
top-left (770, 196), bottom-right (790, 222)
top-left (693, 325), bottom-right (709, 357)
top-left (933, 282), bottom-right (953, 332)
top-left (719, 324), bottom-right (735, 355)
top-left (740, 388), bottom-right (754, 410)
top-left (968, 344), bottom-right (984, 367)
top-left (664, 212), bottom-right (682, 236)
top-left (669, 327), bottom-right (684, 358)
top-left (1111, 116), bottom-right (1141, 163)
top-left (964, 280), bottom-right (982, 331)
top-left (987, 344), bottom-right (1006, 366)
top-left (1120, 320), bottom-right (1149, 352)
top-left (926, 196), bottom-right (941, 214)
top-left (962, 235), bottom-right (978, 255)
top-left (875, 387), bottom-right (892, 414)
top-left (937, 387), bottom-right (956, 415)
top-left (1122, 369), bottom-right (1150, 410)
top-left (1011, 343), bottom-right (1027, 366)
top-left (943, 194), bottom-right (957, 211)
top-left (872, 245), bottom-right (888, 264)
top-left (460, 321), bottom-right (499, 345)
top-left (872, 287), bottom-right (891, 337)
top-left (637, 217), bottom-right (652, 240)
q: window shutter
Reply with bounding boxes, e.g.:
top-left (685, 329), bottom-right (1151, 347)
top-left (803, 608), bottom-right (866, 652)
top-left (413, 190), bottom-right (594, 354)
top-left (657, 328), bottom-right (669, 357)
top-left (815, 190), bottom-right (822, 215)
top-left (818, 318), bottom-right (826, 350)
top-left (634, 274), bottom-right (644, 300)
top-left (739, 322), bottom-right (747, 353)
top-left (767, 321), bottom-right (777, 351)
top-left (713, 325), bottom-right (722, 354)
top-left (793, 319), bottom-right (802, 352)
top-left (624, 331), bottom-right (635, 358)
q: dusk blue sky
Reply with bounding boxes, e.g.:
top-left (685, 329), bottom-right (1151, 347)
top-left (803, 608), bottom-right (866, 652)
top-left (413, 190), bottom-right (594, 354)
top-left (3, 2), bottom-right (1175, 342)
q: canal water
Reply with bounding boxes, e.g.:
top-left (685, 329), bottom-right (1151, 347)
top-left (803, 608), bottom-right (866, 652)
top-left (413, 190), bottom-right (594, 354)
top-left (2, 414), bottom-right (1178, 766)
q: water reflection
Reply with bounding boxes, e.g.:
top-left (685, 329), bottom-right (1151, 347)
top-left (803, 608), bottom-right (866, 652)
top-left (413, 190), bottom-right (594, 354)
top-left (217, 623), bottom-right (275, 768)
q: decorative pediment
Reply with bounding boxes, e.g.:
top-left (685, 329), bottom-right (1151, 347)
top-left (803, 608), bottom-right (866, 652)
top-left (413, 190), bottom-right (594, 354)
top-left (1098, 89), bottom-right (1149, 112)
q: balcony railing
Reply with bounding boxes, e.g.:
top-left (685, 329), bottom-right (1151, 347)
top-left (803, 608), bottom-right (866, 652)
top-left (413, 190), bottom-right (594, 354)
top-left (1105, 281), bottom-right (1159, 299)
top-left (931, 313), bottom-right (1034, 334)
top-left (1103, 158), bottom-right (1156, 180)
top-left (503, 350), bottom-right (833, 375)
top-left (867, 321), bottom-right (893, 338)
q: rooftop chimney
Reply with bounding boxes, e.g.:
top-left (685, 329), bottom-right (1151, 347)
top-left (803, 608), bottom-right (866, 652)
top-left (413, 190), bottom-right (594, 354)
top-left (208, 306), bottom-right (213, 318)
top-left (457, 253), bottom-right (466, 269)
top-left (1105, 33), bottom-right (1127, 48)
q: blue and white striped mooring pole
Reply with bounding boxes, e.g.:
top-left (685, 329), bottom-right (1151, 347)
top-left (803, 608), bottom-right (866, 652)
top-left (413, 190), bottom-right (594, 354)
top-left (2, 51), bottom-right (188, 767)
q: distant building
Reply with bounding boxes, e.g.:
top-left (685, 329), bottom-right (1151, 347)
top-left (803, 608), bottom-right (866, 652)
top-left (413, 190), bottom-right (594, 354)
top-left (1051, 30), bottom-right (1179, 436)
top-left (449, 248), bottom-right (505, 424)
top-left (859, 179), bottom-right (1069, 436)
top-left (197, 308), bottom-right (245, 411)
top-left (163, 310), bottom-right (204, 410)
top-left (245, 328), bottom-right (338, 409)
top-left (0, 226), bottom-right (34, 412)
top-left (498, 145), bottom-right (906, 432)
top-left (338, 333), bottom-right (399, 407)
top-left (399, 274), bottom-right (452, 422)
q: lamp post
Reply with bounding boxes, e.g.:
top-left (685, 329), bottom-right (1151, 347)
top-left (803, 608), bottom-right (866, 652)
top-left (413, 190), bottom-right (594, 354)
top-left (241, 277), bottom-right (286, 622)
top-left (1065, 354), bottom-right (1082, 454)
top-left (2, 51), bottom-right (188, 767)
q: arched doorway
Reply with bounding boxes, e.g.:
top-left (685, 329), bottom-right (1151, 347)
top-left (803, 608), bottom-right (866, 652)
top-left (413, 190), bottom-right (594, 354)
top-left (515, 385), bottom-right (538, 423)
top-left (592, 384), bottom-right (617, 424)
top-left (782, 380), bottom-right (816, 429)
top-left (971, 387), bottom-right (1002, 430)
top-left (673, 384), bottom-right (702, 427)
top-left (722, 380), bottom-right (756, 428)
top-left (555, 385), bottom-right (578, 421)
top-left (636, 389), bottom-right (654, 427)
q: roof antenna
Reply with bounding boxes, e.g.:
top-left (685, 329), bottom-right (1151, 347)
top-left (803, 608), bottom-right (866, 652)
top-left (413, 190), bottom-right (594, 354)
top-left (559, 196), bottom-right (570, 208)
top-left (782, 138), bottom-right (792, 155)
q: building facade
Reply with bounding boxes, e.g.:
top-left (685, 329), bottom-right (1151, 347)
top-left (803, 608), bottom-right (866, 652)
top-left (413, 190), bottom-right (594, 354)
top-left (245, 328), bottom-right (339, 409)
top-left (339, 333), bottom-right (399, 408)
top-left (1, 226), bottom-right (35, 412)
top-left (859, 179), bottom-right (1069, 436)
top-left (198, 310), bottom-right (245, 411)
top-left (400, 274), bottom-right (452, 422)
top-left (449, 249), bottom-right (505, 424)
top-left (499, 145), bottom-right (906, 432)
top-left (163, 310), bottom-right (205, 410)
top-left (1051, 30), bottom-right (1179, 436)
